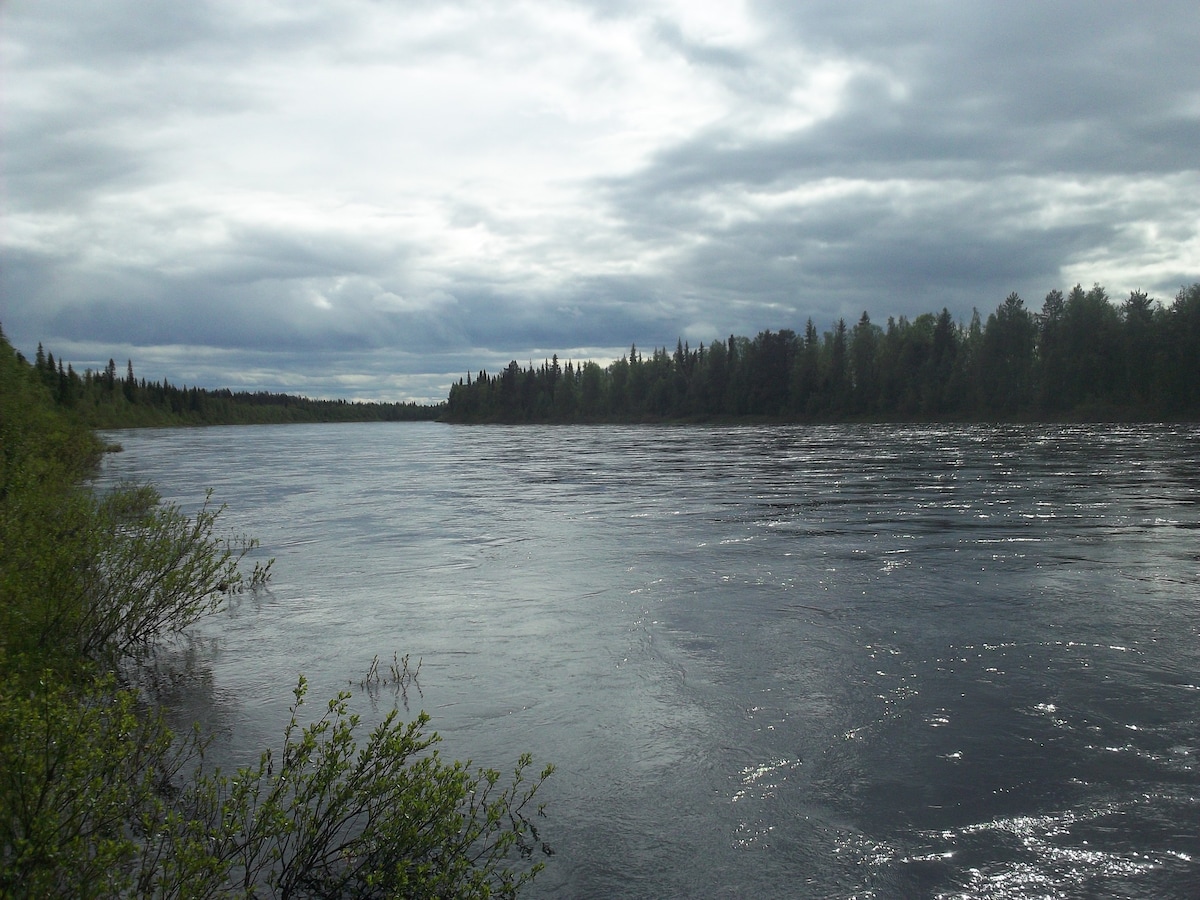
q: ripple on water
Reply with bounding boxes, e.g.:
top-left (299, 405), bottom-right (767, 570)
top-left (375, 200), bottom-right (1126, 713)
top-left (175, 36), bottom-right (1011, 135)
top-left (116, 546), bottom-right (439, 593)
top-left (94, 422), bottom-right (1200, 899)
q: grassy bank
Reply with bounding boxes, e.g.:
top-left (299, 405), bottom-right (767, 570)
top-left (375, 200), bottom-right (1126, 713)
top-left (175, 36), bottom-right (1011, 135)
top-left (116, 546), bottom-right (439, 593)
top-left (0, 327), bottom-right (551, 898)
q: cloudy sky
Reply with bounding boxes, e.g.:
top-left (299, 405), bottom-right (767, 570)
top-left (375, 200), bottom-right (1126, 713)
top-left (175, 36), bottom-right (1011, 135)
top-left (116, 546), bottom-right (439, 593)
top-left (3, 1), bottom-right (1198, 402)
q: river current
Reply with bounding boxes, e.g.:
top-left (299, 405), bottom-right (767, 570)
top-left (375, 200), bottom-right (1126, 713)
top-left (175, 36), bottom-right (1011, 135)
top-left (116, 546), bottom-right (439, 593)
top-left (96, 422), bottom-right (1200, 898)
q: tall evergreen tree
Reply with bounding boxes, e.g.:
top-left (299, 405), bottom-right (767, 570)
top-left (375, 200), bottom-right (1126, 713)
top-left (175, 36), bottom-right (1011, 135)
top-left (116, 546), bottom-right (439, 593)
top-left (850, 312), bottom-right (880, 414)
top-left (978, 293), bottom-right (1035, 413)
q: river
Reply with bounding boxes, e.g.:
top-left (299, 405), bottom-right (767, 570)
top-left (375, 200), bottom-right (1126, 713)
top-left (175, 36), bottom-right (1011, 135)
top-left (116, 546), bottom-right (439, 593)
top-left (96, 422), bottom-right (1200, 898)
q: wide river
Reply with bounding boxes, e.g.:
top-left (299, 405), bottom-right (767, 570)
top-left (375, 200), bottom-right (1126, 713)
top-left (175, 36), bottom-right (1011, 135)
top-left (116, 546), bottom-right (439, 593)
top-left (97, 422), bottom-right (1199, 898)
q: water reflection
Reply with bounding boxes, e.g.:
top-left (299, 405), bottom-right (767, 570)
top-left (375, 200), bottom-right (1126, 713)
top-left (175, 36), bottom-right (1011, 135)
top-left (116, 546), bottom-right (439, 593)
top-left (97, 422), bottom-right (1200, 898)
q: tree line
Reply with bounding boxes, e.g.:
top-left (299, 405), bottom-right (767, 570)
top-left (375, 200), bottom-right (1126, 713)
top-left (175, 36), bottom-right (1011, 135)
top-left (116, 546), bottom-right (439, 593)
top-left (26, 347), bottom-right (442, 427)
top-left (445, 282), bottom-right (1200, 423)
top-left (1, 326), bottom-right (551, 897)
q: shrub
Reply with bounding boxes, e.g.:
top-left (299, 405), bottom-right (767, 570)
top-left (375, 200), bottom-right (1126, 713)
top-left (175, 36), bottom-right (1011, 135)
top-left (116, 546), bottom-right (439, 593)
top-left (141, 679), bottom-right (553, 899)
top-left (0, 331), bottom-right (553, 897)
top-left (0, 675), bottom-right (179, 899)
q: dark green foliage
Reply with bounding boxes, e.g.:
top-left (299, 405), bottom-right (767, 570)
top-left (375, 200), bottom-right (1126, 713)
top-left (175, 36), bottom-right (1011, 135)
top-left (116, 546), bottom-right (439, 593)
top-left (0, 478), bottom-right (265, 674)
top-left (1161, 282), bottom-right (1200, 412)
top-left (19, 341), bottom-right (441, 428)
top-left (444, 282), bottom-right (1200, 423)
top-left (0, 676), bottom-right (184, 899)
top-left (167, 680), bottom-right (552, 899)
top-left (0, 328), bottom-right (552, 898)
top-left (1, 331), bottom-right (102, 495)
top-left (977, 292), bottom-right (1036, 414)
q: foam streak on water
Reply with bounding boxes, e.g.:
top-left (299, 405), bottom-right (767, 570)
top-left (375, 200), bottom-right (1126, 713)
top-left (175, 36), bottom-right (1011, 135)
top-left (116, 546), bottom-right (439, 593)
top-left (97, 423), bottom-right (1200, 898)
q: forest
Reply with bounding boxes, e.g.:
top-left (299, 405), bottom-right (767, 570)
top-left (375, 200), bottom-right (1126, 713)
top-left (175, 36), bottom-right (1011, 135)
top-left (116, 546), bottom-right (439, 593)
top-left (445, 283), bottom-right (1200, 423)
top-left (23, 349), bottom-right (441, 427)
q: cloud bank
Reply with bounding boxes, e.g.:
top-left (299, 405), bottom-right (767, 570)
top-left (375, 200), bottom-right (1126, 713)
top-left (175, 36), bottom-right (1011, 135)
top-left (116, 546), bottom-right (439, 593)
top-left (4, 0), bottom-right (1198, 401)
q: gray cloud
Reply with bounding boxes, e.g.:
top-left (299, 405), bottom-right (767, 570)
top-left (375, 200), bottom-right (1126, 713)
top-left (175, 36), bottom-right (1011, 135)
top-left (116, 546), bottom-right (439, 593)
top-left (2, 0), bottom-right (1197, 402)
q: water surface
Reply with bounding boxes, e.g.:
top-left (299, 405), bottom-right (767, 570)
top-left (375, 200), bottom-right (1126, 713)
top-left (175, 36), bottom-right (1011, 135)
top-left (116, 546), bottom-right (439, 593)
top-left (98, 422), bottom-right (1200, 898)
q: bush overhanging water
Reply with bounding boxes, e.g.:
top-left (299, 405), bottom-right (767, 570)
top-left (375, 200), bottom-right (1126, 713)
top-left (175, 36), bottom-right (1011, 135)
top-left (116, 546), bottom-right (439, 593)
top-left (0, 325), bottom-right (553, 898)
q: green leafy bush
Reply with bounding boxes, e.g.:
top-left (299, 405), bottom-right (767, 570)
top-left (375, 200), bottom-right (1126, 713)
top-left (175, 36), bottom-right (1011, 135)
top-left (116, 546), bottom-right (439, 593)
top-left (0, 675), bottom-right (181, 899)
top-left (148, 679), bottom-right (552, 899)
top-left (0, 329), bottom-right (553, 897)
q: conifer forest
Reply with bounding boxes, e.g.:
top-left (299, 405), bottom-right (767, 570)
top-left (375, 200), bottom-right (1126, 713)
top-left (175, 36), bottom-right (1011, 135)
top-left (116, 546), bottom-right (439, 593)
top-left (446, 283), bottom-right (1200, 423)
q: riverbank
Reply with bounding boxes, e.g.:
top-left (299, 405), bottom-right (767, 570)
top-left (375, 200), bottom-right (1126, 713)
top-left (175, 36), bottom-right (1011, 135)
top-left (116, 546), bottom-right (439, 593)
top-left (0, 330), bottom-right (550, 898)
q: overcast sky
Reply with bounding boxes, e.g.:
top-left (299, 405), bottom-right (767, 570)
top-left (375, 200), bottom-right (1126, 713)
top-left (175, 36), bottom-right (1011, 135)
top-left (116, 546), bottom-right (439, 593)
top-left (3, 1), bottom-right (1198, 402)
